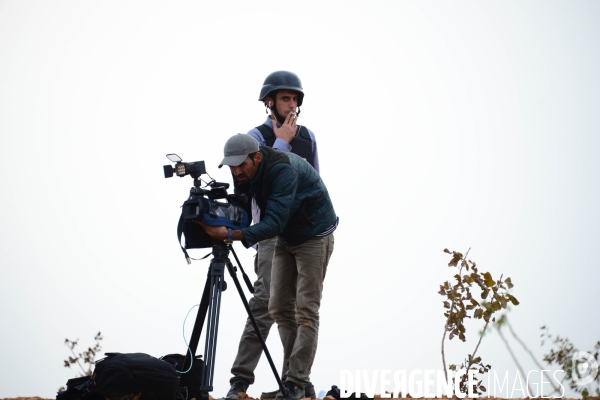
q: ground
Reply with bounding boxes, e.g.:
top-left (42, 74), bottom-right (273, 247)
top-left (3, 396), bottom-right (599, 400)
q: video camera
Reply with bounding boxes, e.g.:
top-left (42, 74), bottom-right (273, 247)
top-left (164, 154), bottom-right (249, 262)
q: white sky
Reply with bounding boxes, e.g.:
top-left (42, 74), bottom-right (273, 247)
top-left (1, 1), bottom-right (599, 398)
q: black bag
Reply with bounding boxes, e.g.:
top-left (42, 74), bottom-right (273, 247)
top-left (160, 353), bottom-right (205, 400)
top-left (56, 376), bottom-right (93, 400)
top-left (326, 385), bottom-right (370, 399)
top-left (57, 352), bottom-right (180, 400)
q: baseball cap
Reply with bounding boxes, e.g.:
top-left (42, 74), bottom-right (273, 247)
top-left (219, 134), bottom-right (260, 168)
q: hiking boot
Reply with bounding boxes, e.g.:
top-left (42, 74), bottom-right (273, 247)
top-left (261, 381), bottom-right (315, 400)
top-left (304, 381), bottom-right (316, 399)
top-left (225, 379), bottom-right (250, 400)
top-left (274, 381), bottom-right (305, 400)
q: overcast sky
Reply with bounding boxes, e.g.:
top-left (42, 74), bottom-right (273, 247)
top-left (1, 1), bottom-right (599, 398)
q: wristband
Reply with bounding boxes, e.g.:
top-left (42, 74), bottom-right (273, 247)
top-left (225, 228), bottom-right (233, 244)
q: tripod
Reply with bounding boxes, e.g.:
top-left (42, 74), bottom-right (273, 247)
top-left (178, 242), bottom-right (286, 400)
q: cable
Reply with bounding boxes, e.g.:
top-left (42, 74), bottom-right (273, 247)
top-left (175, 303), bottom-right (200, 374)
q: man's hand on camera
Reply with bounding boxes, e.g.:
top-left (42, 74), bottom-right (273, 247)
top-left (194, 221), bottom-right (244, 242)
top-left (271, 111), bottom-right (297, 143)
top-left (195, 221), bottom-right (227, 240)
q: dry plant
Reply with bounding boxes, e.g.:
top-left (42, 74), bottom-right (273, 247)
top-left (493, 312), bottom-right (600, 398)
top-left (63, 331), bottom-right (104, 376)
top-left (439, 248), bottom-right (519, 396)
top-left (540, 327), bottom-right (600, 398)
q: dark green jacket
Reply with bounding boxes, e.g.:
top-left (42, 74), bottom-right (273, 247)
top-left (236, 147), bottom-right (337, 247)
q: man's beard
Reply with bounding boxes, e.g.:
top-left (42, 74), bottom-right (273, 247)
top-left (272, 106), bottom-right (286, 125)
top-left (271, 105), bottom-right (300, 125)
top-left (233, 175), bottom-right (251, 190)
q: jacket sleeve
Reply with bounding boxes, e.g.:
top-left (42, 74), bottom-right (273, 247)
top-left (240, 163), bottom-right (297, 246)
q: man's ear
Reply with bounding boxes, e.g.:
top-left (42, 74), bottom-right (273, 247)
top-left (254, 152), bottom-right (263, 164)
top-left (264, 97), bottom-right (274, 108)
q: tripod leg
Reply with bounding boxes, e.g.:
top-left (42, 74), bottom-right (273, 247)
top-left (225, 257), bottom-right (287, 397)
top-left (180, 272), bottom-right (211, 387)
top-left (200, 258), bottom-right (226, 393)
top-left (180, 255), bottom-right (227, 400)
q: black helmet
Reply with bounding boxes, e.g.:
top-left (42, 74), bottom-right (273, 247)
top-left (258, 71), bottom-right (304, 106)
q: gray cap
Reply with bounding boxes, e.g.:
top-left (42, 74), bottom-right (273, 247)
top-left (219, 134), bottom-right (260, 168)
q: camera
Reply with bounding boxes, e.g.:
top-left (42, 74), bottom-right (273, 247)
top-left (164, 154), bottom-right (249, 262)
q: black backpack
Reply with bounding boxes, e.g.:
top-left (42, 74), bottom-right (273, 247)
top-left (160, 353), bottom-right (204, 400)
top-left (326, 385), bottom-right (370, 399)
top-left (57, 353), bottom-right (180, 400)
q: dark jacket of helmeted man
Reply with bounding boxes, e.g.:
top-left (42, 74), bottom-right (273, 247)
top-left (235, 146), bottom-right (336, 248)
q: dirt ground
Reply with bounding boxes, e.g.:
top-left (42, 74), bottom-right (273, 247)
top-left (3, 396), bottom-right (599, 400)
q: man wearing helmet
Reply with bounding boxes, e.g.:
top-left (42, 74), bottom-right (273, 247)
top-left (224, 71), bottom-right (322, 400)
top-left (250, 70), bottom-right (319, 170)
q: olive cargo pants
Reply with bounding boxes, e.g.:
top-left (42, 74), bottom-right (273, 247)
top-left (230, 233), bottom-right (334, 388)
top-left (269, 233), bottom-right (335, 388)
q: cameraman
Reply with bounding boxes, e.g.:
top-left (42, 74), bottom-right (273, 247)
top-left (198, 133), bottom-right (337, 400)
top-left (233, 71), bottom-right (320, 400)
